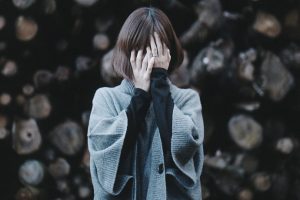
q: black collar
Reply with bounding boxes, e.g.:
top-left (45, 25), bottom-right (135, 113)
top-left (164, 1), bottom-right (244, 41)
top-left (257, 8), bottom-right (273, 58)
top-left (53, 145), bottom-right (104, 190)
top-left (120, 77), bottom-right (173, 95)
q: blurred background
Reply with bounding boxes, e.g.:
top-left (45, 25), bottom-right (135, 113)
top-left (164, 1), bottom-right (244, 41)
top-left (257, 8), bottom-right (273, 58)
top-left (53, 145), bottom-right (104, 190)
top-left (0, 0), bottom-right (300, 199)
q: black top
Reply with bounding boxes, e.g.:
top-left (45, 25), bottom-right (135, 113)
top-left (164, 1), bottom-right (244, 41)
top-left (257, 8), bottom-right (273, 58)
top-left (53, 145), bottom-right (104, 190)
top-left (119, 68), bottom-right (175, 175)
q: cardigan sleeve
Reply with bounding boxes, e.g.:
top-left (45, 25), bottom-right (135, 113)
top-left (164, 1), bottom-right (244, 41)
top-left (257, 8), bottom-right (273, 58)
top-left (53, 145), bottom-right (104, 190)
top-left (170, 89), bottom-right (204, 189)
top-left (150, 68), bottom-right (205, 190)
top-left (87, 87), bottom-right (151, 196)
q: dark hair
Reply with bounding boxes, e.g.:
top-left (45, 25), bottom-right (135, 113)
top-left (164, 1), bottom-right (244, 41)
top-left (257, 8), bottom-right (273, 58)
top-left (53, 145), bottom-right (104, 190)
top-left (111, 6), bottom-right (184, 80)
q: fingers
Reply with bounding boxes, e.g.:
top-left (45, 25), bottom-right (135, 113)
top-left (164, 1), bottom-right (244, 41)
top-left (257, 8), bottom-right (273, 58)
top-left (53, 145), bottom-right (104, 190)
top-left (163, 42), bottom-right (168, 56)
top-left (147, 56), bottom-right (155, 74)
top-left (162, 42), bottom-right (171, 61)
top-left (168, 49), bottom-right (171, 61)
top-left (154, 32), bottom-right (163, 56)
top-left (150, 34), bottom-right (158, 56)
top-left (136, 49), bottom-right (143, 69)
top-left (147, 46), bottom-right (153, 57)
top-left (142, 47), bottom-right (150, 71)
top-left (130, 50), bottom-right (136, 69)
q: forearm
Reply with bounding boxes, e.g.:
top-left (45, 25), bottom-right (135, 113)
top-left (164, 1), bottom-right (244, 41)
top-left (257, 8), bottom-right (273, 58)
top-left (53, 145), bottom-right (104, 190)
top-left (150, 67), bottom-right (175, 168)
top-left (118, 87), bottom-right (151, 174)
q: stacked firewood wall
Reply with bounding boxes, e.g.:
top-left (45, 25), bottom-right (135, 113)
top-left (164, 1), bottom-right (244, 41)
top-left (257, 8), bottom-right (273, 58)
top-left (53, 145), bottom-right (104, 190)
top-left (0, 0), bottom-right (300, 199)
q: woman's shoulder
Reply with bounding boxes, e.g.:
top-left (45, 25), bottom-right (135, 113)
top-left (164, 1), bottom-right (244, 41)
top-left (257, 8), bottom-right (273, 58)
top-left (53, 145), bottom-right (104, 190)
top-left (92, 80), bottom-right (200, 106)
top-left (170, 83), bottom-right (200, 105)
top-left (92, 84), bottom-right (131, 106)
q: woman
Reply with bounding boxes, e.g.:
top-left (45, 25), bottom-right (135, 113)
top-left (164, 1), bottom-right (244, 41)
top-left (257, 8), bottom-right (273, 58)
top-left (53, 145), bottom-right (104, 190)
top-left (87, 6), bottom-right (204, 200)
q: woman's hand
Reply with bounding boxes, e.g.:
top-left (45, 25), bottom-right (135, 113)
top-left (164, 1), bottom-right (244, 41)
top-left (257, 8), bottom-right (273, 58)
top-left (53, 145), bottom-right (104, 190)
top-left (130, 47), bottom-right (155, 92)
top-left (150, 32), bottom-right (171, 70)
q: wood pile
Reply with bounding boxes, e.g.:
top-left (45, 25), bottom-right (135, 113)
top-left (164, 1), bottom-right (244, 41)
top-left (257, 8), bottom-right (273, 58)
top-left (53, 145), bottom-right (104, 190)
top-left (0, 0), bottom-right (300, 199)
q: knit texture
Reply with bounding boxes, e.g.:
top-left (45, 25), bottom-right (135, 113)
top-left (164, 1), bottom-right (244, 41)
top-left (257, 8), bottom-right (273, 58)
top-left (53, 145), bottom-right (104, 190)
top-left (87, 77), bottom-right (205, 200)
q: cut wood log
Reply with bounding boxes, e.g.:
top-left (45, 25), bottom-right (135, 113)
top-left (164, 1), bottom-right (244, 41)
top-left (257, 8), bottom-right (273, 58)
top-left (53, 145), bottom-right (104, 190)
top-left (284, 9), bottom-right (300, 40)
top-left (78, 185), bottom-right (91, 199)
top-left (238, 188), bottom-right (253, 200)
top-left (54, 65), bottom-right (71, 82)
top-left (0, 114), bottom-right (9, 139)
top-left (48, 157), bottom-right (71, 179)
top-left (0, 16), bottom-right (6, 30)
top-left (56, 179), bottom-right (71, 194)
top-left (0, 92), bottom-right (11, 106)
top-left (251, 172), bottom-right (272, 192)
top-left (12, 0), bottom-right (36, 9)
top-left (93, 33), bottom-right (110, 50)
top-left (75, 56), bottom-right (93, 72)
top-left (204, 150), bottom-right (231, 170)
top-left (1, 59), bottom-right (18, 77)
top-left (15, 186), bottom-right (45, 200)
top-left (228, 114), bottom-right (263, 150)
top-left (24, 94), bottom-right (52, 119)
top-left (280, 43), bottom-right (300, 69)
top-left (22, 84), bottom-right (35, 96)
top-left (12, 118), bottom-right (42, 154)
top-left (49, 120), bottom-right (84, 156)
top-left (253, 11), bottom-right (281, 38)
top-left (180, 0), bottom-right (222, 47)
top-left (42, 0), bottom-right (56, 14)
top-left (74, 0), bottom-right (99, 7)
top-left (234, 153), bottom-right (258, 173)
top-left (33, 70), bottom-right (54, 88)
top-left (236, 48), bottom-right (257, 81)
top-left (235, 102), bottom-right (261, 112)
top-left (19, 159), bottom-right (45, 186)
top-left (190, 42), bottom-right (225, 85)
top-left (275, 137), bottom-right (297, 154)
top-left (258, 51), bottom-right (294, 101)
top-left (15, 16), bottom-right (38, 41)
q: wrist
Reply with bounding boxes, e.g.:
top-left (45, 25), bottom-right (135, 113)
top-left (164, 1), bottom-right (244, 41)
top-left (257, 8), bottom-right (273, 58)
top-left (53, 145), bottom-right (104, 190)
top-left (133, 88), bottom-right (152, 103)
top-left (151, 68), bottom-right (168, 79)
top-left (135, 86), bottom-right (149, 93)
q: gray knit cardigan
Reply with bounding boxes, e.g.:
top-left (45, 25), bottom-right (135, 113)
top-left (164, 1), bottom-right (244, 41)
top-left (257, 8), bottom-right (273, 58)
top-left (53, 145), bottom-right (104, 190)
top-left (87, 77), bottom-right (204, 200)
